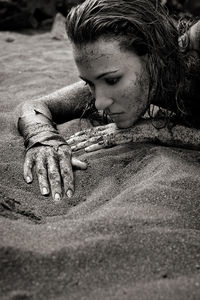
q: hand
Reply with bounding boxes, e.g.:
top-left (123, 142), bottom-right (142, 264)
top-left (23, 144), bottom-right (87, 202)
top-left (66, 120), bottom-right (157, 152)
top-left (67, 123), bottom-right (127, 152)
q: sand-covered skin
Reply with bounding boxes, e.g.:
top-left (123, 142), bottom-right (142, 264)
top-left (0, 30), bottom-right (200, 300)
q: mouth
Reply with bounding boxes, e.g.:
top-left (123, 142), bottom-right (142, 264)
top-left (108, 112), bottom-right (124, 116)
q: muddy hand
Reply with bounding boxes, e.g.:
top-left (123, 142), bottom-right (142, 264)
top-left (66, 123), bottom-right (134, 152)
top-left (23, 145), bottom-right (87, 202)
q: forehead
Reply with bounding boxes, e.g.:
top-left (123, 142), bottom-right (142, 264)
top-left (72, 38), bottom-right (140, 73)
top-left (73, 38), bottom-right (122, 63)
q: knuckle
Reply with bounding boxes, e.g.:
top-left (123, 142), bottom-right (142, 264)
top-left (59, 152), bottom-right (71, 162)
top-left (59, 145), bottom-right (72, 156)
top-left (39, 148), bottom-right (49, 156)
top-left (50, 179), bottom-right (61, 190)
top-left (37, 167), bottom-right (46, 176)
top-left (49, 170), bottom-right (60, 181)
top-left (61, 169), bottom-right (73, 181)
top-left (61, 168), bottom-right (69, 176)
top-left (36, 146), bottom-right (52, 156)
top-left (36, 154), bottom-right (45, 165)
top-left (64, 151), bottom-right (72, 160)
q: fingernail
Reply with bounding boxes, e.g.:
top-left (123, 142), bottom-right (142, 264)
top-left (26, 176), bottom-right (31, 183)
top-left (80, 161), bottom-right (87, 169)
top-left (54, 193), bottom-right (61, 202)
top-left (82, 162), bottom-right (87, 169)
top-left (67, 189), bottom-right (73, 198)
top-left (42, 187), bottom-right (48, 195)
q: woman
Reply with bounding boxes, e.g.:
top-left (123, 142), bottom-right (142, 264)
top-left (15, 0), bottom-right (200, 202)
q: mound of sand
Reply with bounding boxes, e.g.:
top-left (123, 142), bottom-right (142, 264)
top-left (0, 30), bottom-right (200, 300)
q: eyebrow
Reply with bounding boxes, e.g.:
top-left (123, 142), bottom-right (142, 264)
top-left (79, 70), bottom-right (119, 82)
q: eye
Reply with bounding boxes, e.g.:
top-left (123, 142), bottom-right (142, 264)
top-left (105, 77), bottom-right (120, 86)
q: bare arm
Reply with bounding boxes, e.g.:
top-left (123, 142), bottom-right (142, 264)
top-left (15, 20), bottom-right (200, 131)
top-left (15, 80), bottom-right (92, 129)
top-left (14, 81), bottom-right (92, 203)
top-left (14, 20), bottom-right (200, 202)
top-left (66, 120), bottom-right (200, 152)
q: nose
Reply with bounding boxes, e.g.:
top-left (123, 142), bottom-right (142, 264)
top-left (94, 88), bottom-right (113, 111)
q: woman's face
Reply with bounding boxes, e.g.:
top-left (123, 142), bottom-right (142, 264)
top-left (73, 38), bottom-right (149, 128)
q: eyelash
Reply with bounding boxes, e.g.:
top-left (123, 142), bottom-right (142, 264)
top-left (105, 77), bottom-right (120, 85)
top-left (83, 77), bottom-right (120, 88)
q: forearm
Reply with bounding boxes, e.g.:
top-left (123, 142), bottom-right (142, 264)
top-left (112, 119), bottom-right (200, 150)
top-left (133, 120), bottom-right (200, 150)
top-left (14, 81), bottom-right (93, 149)
top-left (157, 124), bottom-right (200, 150)
top-left (117, 121), bottom-right (200, 150)
top-left (15, 81), bottom-right (92, 131)
top-left (66, 119), bottom-right (200, 152)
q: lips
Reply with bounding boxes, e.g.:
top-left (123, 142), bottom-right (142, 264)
top-left (108, 112), bottom-right (123, 116)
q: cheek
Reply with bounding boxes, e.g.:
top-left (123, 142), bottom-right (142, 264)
top-left (121, 77), bottom-right (148, 113)
top-left (131, 72), bottom-right (149, 110)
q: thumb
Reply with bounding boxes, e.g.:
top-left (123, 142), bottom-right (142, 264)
top-left (71, 156), bottom-right (87, 169)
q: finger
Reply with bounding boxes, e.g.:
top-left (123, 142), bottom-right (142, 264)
top-left (94, 123), bottom-right (117, 133)
top-left (74, 129), bottom-right (88, 137)
top-left (24, 151), bottom-right (34, 183)
top-left (47, 154), bottom-right (62, 202)
top-left (35, 155), bottom-right (50, 196)
top-left (67, 134), bottom-right (87, 145)
top-left (71, 140), bottom-right (89, 151)
top-left (67, 129), bottom-right (99, 145)
top-left (85, 142), bottom-right (106, 152)
top-left (85, 134), bottom-right (119, 152)
top-left (58, 149), bottom-right (74, 198)
top-left (71, 136), bottom-right (103, 152)
top-left (67, 126), bottom-right (109, 144)
top-left (67, 128), bottom-right (91, 141)
top-left (71, 157), bottom-right (87, 169)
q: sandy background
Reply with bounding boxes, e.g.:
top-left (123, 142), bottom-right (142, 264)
top-left (0, 29), bottom-right (200, 300)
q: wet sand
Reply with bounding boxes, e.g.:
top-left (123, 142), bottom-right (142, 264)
top-left (0, 30), bottom-right (200, 300)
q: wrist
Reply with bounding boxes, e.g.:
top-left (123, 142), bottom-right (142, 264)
top-left (25, 124), bottom-right (67, 150)
top-left (18, 110), bottom-right (54, 134)
top-left (135, 119), bottom-right (159, 141)
top-left (19, 111), bottom-right (68, 150)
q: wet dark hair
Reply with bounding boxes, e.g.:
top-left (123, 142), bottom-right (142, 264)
top-left (66, 0), bottom-right (200, 127)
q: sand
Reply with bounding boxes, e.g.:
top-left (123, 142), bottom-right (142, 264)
top-left (0, 29), bottom-right (200, 300)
